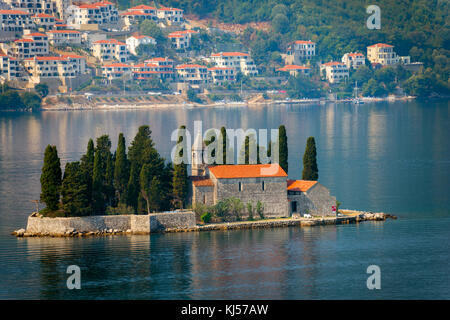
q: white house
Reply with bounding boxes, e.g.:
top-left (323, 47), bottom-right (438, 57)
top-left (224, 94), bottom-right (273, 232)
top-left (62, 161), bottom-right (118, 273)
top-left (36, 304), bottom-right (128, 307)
top-left (91, 39), bottom-right (128, 63)
top-left (210, 52), bottom-right (258, 76)
top-left (320, 62), bottom-right (349, 83)
top-left (47, 29), bottom-right (81, 46)
top-left (342, 52), bottom-right (366, 69)
top-left (126, 35), bottom-right (156, 56)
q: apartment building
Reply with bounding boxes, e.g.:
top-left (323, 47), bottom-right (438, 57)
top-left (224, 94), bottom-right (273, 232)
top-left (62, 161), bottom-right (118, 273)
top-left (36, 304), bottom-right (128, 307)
top-left (285, 40), bottom-right (316, 64)
top-left (32, 13), bottom-right (56, 30)
top-left (91, 39), bottom-right (128, 62)
top-left (276, 64), bottom-right (311, 77)
top-left (156, 6), bottom-right (183, 25)
top-left (0, 53), bottom-right (21, 81)
top-left (120, 5), bottom-right (157, 29)
top-left (47, 29), bottom-right (81, 45)
top-left (0, 9), bottom-right (34, 33)
top-left (210, 52), bottom-right (258, 76)
top-left (320, 62), bottom-right (349, 83)
top-left (23, 56), bottom-right (77, 86)
top-left (208, 67), bottom-right (235, 85)
top-left (101, 62), bottom-right (131, 82)
top-left (62, 54), bottom-right (86, 74)
top-left (176, 64), bottom-right (208, 86)
top-left (342, 52), bottom-right (366, 69)
top-left (367, 43), bottom-right (400, 66)
top-left (126, 35), bottom-right (156, 55)
top-left (67, 1), bottom-right (118, 29)
top-left (132, 61), bottom-right (174, 81)
top-left (11, 32), bottom-right (49, 59)
top-left (167, 29), bottom-right (197, 50)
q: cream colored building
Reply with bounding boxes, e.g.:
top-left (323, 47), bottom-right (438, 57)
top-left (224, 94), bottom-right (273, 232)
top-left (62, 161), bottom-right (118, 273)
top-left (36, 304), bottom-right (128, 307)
top-left (157, 6), bottom-right (183, 25)
top-left (67, 1), bottom-right (118, 30)
top-left (285, 40), bottom-right (316, 64)
top-left (11, 32), bottom-right (49, 59)
top-left (342, 52), bottom-right (366, 69)
top-left (47, 29), bottom-right (81, 45)
top-left (101, 62), bottom-right (131, 82)
top-left (0, 9), bottom-right (34, 33)
top-left (31, 13), bottom-right (56, 30)
top-left (367, 43), bottom-right (401, 66)
top-left (0, 53), bottom-right (21, 81)
top-left (120, 5), bottom-right (157, 30)
top-left (176, 64), bottom-right (208, 86)
top-left (168, 29), bottom-right (197, 50)
top-left (277, 64), bottom-right (310, 77)
top-left (320, 62), bottom-right (349, 83)
top-left (91, 39), bottom-right (128, 63)
top-left (208, 67), bottom-right (235, 85)
top-left (210, 52), bottom-right (258, 76)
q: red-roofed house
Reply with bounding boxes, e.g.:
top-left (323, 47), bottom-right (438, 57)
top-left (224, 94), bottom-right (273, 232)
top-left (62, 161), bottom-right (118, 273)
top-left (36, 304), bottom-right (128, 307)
top-left (277, 64), bottom-right (310, 77)
top-left (367, 43), bottom-right (399, 66)
top-left (0, 53), bottom-right (21, 81)
top-left (320, 61), bottom-right (349, 83)
top-left (210, 52), bottom-right (258, 76)
top-left (101, 62), bottom-right (131, 82)
top-left (10, 32), bottom-right (48, 59)
top-left (208, 67), bottom-right (235, 85)
top-left (176, 64), bottom-right (208, 86)
top-left (67, 1), bottom-right (118, 29)
top-left (0, 9), bottom-right (33, 33)
top-left (285, 40), bottom-right (316, 64)
top-left (91, 39), bottom-right (129, 63)
top-left (31, 13), bottom-right (56, 30)
top-left (132, 61), bottom-right (174, 81)
top-left (168, 29), bottom-right (198, 50)
top-left (120, 5), bottom-right (157, 29)
top-left (342, 52), bottom-right (366, 69)
top-left (156, 6), bottom-right (183, 25)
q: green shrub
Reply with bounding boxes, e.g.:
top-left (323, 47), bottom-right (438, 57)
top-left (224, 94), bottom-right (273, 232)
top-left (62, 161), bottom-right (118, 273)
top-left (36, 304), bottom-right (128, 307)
top-left (201, 211), bottom-right (212, 223)
top-left (256, 200), bottom-right (264, 219)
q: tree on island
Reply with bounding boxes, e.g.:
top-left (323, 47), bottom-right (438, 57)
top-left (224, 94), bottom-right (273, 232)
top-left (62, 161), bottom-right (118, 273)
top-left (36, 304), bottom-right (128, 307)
top-left (40, 145), bottom-right (62, 211)
top-left (61, 161), bottom-right (90, 216)
top-left (80, 139), bottom-right (94, 212)
top-left (172, 125), bottom-right (189, 209)
top-left (279, 125), bottom-right (288, 174)
top-left (92, 135), bottom-right (114, 214)
top-left (114, 133), bottom-right (129, 205)
top-left (302, 137), bottom-right (318, 181)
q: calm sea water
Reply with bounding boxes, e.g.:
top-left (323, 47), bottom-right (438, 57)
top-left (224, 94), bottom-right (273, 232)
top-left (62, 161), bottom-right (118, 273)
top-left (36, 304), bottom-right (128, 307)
top-left (0, 101), bottom-right (448, 299)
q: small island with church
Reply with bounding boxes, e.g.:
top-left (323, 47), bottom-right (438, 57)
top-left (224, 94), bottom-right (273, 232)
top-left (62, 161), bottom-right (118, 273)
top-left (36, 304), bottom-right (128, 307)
top-left (13, 125), bottom-right (395, 237)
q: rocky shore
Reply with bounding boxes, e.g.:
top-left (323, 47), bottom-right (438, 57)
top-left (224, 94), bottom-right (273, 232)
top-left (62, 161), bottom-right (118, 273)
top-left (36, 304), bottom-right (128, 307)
top-left (12, 210), bottom-right (396, 238)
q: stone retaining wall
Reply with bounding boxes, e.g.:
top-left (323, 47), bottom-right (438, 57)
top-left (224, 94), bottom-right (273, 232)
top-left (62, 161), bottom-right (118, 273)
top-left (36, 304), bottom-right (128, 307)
top-left (25, 211), bottom-right (196, 236)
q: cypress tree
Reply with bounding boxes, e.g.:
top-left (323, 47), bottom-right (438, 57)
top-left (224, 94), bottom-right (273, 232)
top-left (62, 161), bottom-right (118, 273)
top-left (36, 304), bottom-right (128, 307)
top-left (114, 133), bottom-right (129, 204)
top-left (40, 145), bottom-right (62, 211)
top-left (61, 161), bottom-right (90, 216)
top-left (139, 164), bottom-right (162, 214)
top-left (302, 136), bottom-right (318, 181)
top-left (219, 126), bottom-right (228, 164)
top-left (80, 139), bottom-right (94, 213)
top-left (172, 126), bottom-right (188, 209)
top-left (92, 135), bottom-right (113, 214)
top-left (279, 125), bottom-right (288, 173)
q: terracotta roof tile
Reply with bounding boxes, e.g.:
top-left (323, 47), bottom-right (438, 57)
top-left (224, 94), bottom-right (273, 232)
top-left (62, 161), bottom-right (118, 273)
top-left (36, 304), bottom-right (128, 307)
top-left (209, 164), bottom-right (287, 179)
top-left (193, 179), bottom-right (214, 187)
top-left (287, 179), bottom-right (318, 192)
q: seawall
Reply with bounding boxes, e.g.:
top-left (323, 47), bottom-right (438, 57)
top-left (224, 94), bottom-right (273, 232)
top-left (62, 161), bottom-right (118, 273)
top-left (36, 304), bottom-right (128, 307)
top-left (18, 211), bottom-right (196, 237)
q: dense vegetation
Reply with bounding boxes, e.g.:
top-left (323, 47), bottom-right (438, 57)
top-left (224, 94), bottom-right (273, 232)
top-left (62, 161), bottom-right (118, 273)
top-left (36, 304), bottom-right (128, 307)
top-left (163, 0), bottom-right (449, 98)
top-left (0, 84), bottom-right (44, 111)
top-left (39, 125), bottom-right (189, 217)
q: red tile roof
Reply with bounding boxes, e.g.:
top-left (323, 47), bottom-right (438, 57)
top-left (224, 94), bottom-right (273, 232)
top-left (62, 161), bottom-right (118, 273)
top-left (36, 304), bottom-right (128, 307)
top-left (94, 39), bottom-right (126, 45)
top-left (47, 30), bottom-right (80, 34)
top-left (368, 43), bottom-right (393, 48)
top-left (293, 40), bottom-right (315, 45)
top-left (287, 179), bottom-right (318, 192)
top-left (103, 63), bottom-right (131, 68)
top-left (322, 61), bottom-right (345, 66)
top-left (211, 52), bottom-right (249, 57)
top-left (176, 64), bottom-right (207, 69)
top-left (25, 32), bottom-right (47, 37)
top-left (192, 179), bottom-right (214, 187)
top-left (129, 5), bottom-right (156, 10)
top-left (277, 65), bottom-right (310, 71)
top-left (33, 13), bottom-right (55, 18)
top-left (209, 164), bottom-right (288, 179)
top-left (0, 9), bottom-right (30, 15)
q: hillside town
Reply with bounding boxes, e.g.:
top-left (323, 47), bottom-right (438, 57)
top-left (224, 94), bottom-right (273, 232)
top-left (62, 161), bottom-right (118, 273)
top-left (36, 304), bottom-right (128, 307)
top-left (0, 0), bottom-right (424, 104)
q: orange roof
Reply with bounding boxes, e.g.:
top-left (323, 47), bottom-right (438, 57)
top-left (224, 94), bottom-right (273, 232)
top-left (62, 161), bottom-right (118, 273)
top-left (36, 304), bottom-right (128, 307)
top-left (129, 5), bottom-right (156, 10)
top-left (33, 13), bottom-right (55, 18)
top-left (24, 32), bottom-right (47, 37)
top-left (172, 30), bottom-right (198, 35)
top-left (0, 10), bottom-right (30, 15)
top-left (322, 61), bottom-right (345, 66)
top-left (147, 57), bottom-right (173, 62)
top-left (211, 52), bottom-right (249, 57)
top-left (25, 56), bottom-right (68, 61)
top-left (192, 179), bottom-right (214, 187)
top-left (158, 7), bottom-right (183, 11)
top-left (14, 39), bottom-right (34, 42)
top-left (48, 30), bottom-right (80, 34)
top-left (368, 43), bottom-right (393, 48)
top-left (287, 179), bottom-right (317, 192)
top-left (293, 40), bottom-right (315, 45)
top-left (176, 64), bottom-right (207, 69)
top-left (63, 54), bottom-right (84, 59)
top-left (208, 67), bottom-right (232, 70)
top-left (94, 39), bottom-right (126, 45)
top-left (103, 63), bottom-right (130, 68)
top-left (209, 164), bottom-right (288, 179)
top-left (277, 65), bottom-right (310, 71)
top-left (348, 52), bottom-right (364, 57)
top-left (121, 11), bottom-right (154, 16)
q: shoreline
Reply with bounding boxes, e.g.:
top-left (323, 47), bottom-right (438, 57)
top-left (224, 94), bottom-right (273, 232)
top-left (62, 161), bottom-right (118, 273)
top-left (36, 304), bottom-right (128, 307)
top-left (38, 95), bottom-right (417, 111)
top-left (12, 209), bottom-right (396, 238)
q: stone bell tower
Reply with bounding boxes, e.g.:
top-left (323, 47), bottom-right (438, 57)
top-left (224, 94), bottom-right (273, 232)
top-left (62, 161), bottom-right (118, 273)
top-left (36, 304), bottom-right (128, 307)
top-left (191, 132), bottom-right (206, 176)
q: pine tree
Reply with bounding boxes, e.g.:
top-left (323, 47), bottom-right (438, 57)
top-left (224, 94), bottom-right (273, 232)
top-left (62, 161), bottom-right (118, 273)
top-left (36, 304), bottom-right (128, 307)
top-left (139, 164), bottom-right (162, 214)
top-left (61, 161), bottom-right (90, 216)
top-left (279, 125), bottom-right (288, 173)
top-left (114, 133), bottom-right (129, 204)
top-left (40, 145), bottom-right (62, 211)
top-left (219, 126), bottom-right (229, 164)
top-left (302, 137), bottom-right (318, 181)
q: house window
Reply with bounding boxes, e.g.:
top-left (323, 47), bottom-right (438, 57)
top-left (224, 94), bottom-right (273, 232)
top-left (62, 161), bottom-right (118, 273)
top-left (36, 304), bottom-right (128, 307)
top-left (262, 181), bottom-right (265, 191)
top-left (238, 182), bottom-right (242, 192)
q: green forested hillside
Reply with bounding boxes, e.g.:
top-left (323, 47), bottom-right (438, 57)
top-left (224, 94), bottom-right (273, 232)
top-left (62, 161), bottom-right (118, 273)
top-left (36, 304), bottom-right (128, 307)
top-left (124, 0), bottom-right (449, 97)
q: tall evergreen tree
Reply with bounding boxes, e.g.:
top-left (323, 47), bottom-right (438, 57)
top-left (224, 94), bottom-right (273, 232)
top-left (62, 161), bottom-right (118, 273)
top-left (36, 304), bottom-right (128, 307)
top-left (279, 125), bottom-right (288, 173)
top-left (139, 164), bottom-right (162, 214)
top-left (92, 135), bottom-right (113, 214)
top-left (219, 126), bottom-right (229, 164)
top-left (172, 126), bottom-right (189, 209)
top-left (80, 139), bottom-right (94, 200)
top-left (302, 137), bottom-right (318, 181)
top-left (114, 133), bottom-right (129, 204)
top-left (61, 161), bottom-right (90, 216)
top-left (40, 145), bottom-right (62, 211)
